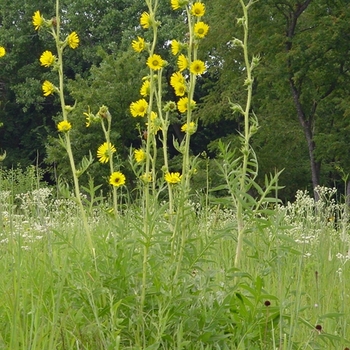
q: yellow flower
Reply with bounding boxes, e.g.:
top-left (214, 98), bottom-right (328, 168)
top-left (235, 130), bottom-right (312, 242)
top-left (140, 173), bottom-right (152, 183)
top-left (170, 71), bottom-right (185, 87)
top-left (171, 0), bottom-right (181, 10)
top-left (177, 54), bottom-right (188, 72)
top-left (97, 142), bottom-right (116, 164)
top-left (190, 59), bottom-right (206, 75)
top-left (177, 97), bottom-right (196, 113)
top-left (32, 11), bottom-right (43, 31)
top-left (42, 80), bottom-right (55, 96)
top-left (173, 83), bottom-right (186, 97)
top-left (132, 36), bottom-right (145, 53)
top-left (109, 171), bottom-right (126, 187)
top-left (130, 99), bottom-right (148, 117)
top-left (171, 39), bottom-right (181, 55)
top-left (140, 12), bottom-right (151, 29)
top-left (57, 120), bottom-right (72, 132)
top-left (134, 148), bottom-right (146, 163)
top-left (194, 22), bottom-right (209, 38)
top-left (181, 121), bottom-right (196, 134)
top-left (39, 50), bottom-right (55, 67)
top-left (0, 46), bottom-right (5, 57)
top-left (191, 2), bottom-right (206, 17)
top-left (147, 54), bottom-right (165, 70)
top-left (68, 32), bottom-right (79, 49)
top-left (165, 172), bottom-right (182, 184)
top-left (140, 80), bottom-right (150, 97)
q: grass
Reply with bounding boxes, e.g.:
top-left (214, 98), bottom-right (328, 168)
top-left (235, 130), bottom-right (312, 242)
top-left (0, 168), bottom-right (349, 349)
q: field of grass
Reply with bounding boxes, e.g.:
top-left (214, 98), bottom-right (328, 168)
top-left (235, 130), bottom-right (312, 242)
top-left (0, 167), bottom-right (349, 350)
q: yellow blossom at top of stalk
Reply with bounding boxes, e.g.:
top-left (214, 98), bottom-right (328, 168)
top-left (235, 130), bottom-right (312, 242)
top-left (132, 36), bottom-right (145, 53)
top-left (68, 32), bottom-right (79, 49)
top-left (190, 59), bottom-right (206, 75)
top-left (57, 120), bottom-right (72, 133)
top-left (140, 80), bottom-right (150, 97)
top-left (171, 39), bottom-right (181, 55)
top-left (0, 46), bottom-right (5, 57)
top-left (134, 148), bottom-right (146, 163)
top-left (177, 96), bottom-right (196, 113)
top-left (173, 83), bottom-right (186, 97)
top-left (109, 171), bottom-right (126, 187)
top-left (194, 22), bottom-right (209, 38)
top-left (42, 80), bottom-right (55, 96)
top-left (177, 54), bottom-right (188, 72)
top-left (39, 50), bottom-right (56, 67)
top-left (181, 121), bottom-right (196, 134)
top-left (130, 99), bottom-right (148, 117)
top-left (140, 12), bottom-right (151, 29)
top-left (171, 0), bottom-right (188, 10)
top-left (32, 11), bottom-right (43, 30)
top-left (147, 54), bottom-right (165, 71)
top-left (191, 2), bottom-right (206, 17)
top-left (165, 172), bottom-right (182, 184)
top-left (97, 142), bottom-right (116, 164)
top-left (170, 72), bottom-right (185, 87)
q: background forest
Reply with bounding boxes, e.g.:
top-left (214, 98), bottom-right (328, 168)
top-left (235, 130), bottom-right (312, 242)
top-left (1, 0), bottom-right (350, 201)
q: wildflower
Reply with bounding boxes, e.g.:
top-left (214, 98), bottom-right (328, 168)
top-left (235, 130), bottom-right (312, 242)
top-left (170, 71), bottom-right (185, 87)
top-left (140, 12), bottom-right (151, 29)
top-left (171, 39), bottom-right (181, 55)
top-left (32, 11), bottom-right (43, 30)
top-left (181, 121), bottom-right (196, 134)
top-left (0, 46), bottom-right (6, 57)
top-left (140, 173), bottom-right (152, 183)
top-left (147, 54), bottom-right (165, 71)
top-left (57, 120), bottom-right (72, 132)
top-left (177, 54), bottom-right (188, 72)
top-left (194, 22), bottom-right (209, 38)
top-left (173, 83), bottom-right (186, 96)
top-left (163, 101), bottom-right (177, 112)
top-left (42, 80), bottom-right (55, 96)
top-left (39, 50), bottom-right (56, 67)
top-left (134, 148), bottom-right (146, 163)
top-left (140, 80), bottom-right (150, 97)
top-left (191, 2), bottom-right (206, 17)
top-left (130, 99), bottom-right (148, 117)
top-left (190, 59), bottom-right (206, 75)
top-left (68, 32), bottom-right (79, 49)
top-left (132, 36), bottom-right (145, 53)
top-left (165, 172), bottom-right (182, 184)
top-left (171, 0), bottom-right (188, 10)
top-left (97, 142), bottom-right (116, 164)
top-left (109, 171), bottom-right (126, 187)
top-left (177, 97), bottom-right (196, 113)
top-left (146, 111), bottom-right (161, 134)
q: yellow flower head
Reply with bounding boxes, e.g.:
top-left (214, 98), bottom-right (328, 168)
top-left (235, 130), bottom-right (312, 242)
top-left (134, 148), bottom-right (146, 163)
top-left (140, 80), bottom-right (150, 97)
top-left (0, 46), bottom-right (6, 57)
top-left (147, 54), bottom-right (165, 71)
top-left (109, 171), bottom-right (126, 187)
top-left (170, 71), bottom-right (185, 87)
top-left (191, 2), bottom-right (206, 17)
top-left (97, 142), bottom-right (116, 164)
top-left (177, 54), bottom-right (188, 72)
top-left (57, 120), bottom-right (72, 133)
top-left (165, 172), bottom-right (182, 184)
top-left (130, 99), bottom-right (148, 117)
top-left (194, 22), bottom-right (209, 38)
top-left (42, 80), bottom-right (55, 96)
top-left (132, 36), bottom-right (145, 53)
top-left (171, 39), bottom-right (181, 55)
top-left (173, 83), bottom-right (186, 97)
top-left (68, 32), bottom-right (79, 49)
top-left (177, 97), bottom-right (196, 113)
top-left (140, 12), bottom-right (151, 29)
top-left (140, 173), bottom-right (152, 183)
top-left (39, 50), bottom-right (56, 67)
top-left (190, 59), bottom-right (206, 75)
top-left (32, 11), bottom-right (43, 31)
top-left (181, 121), bottom-right (196, 135)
